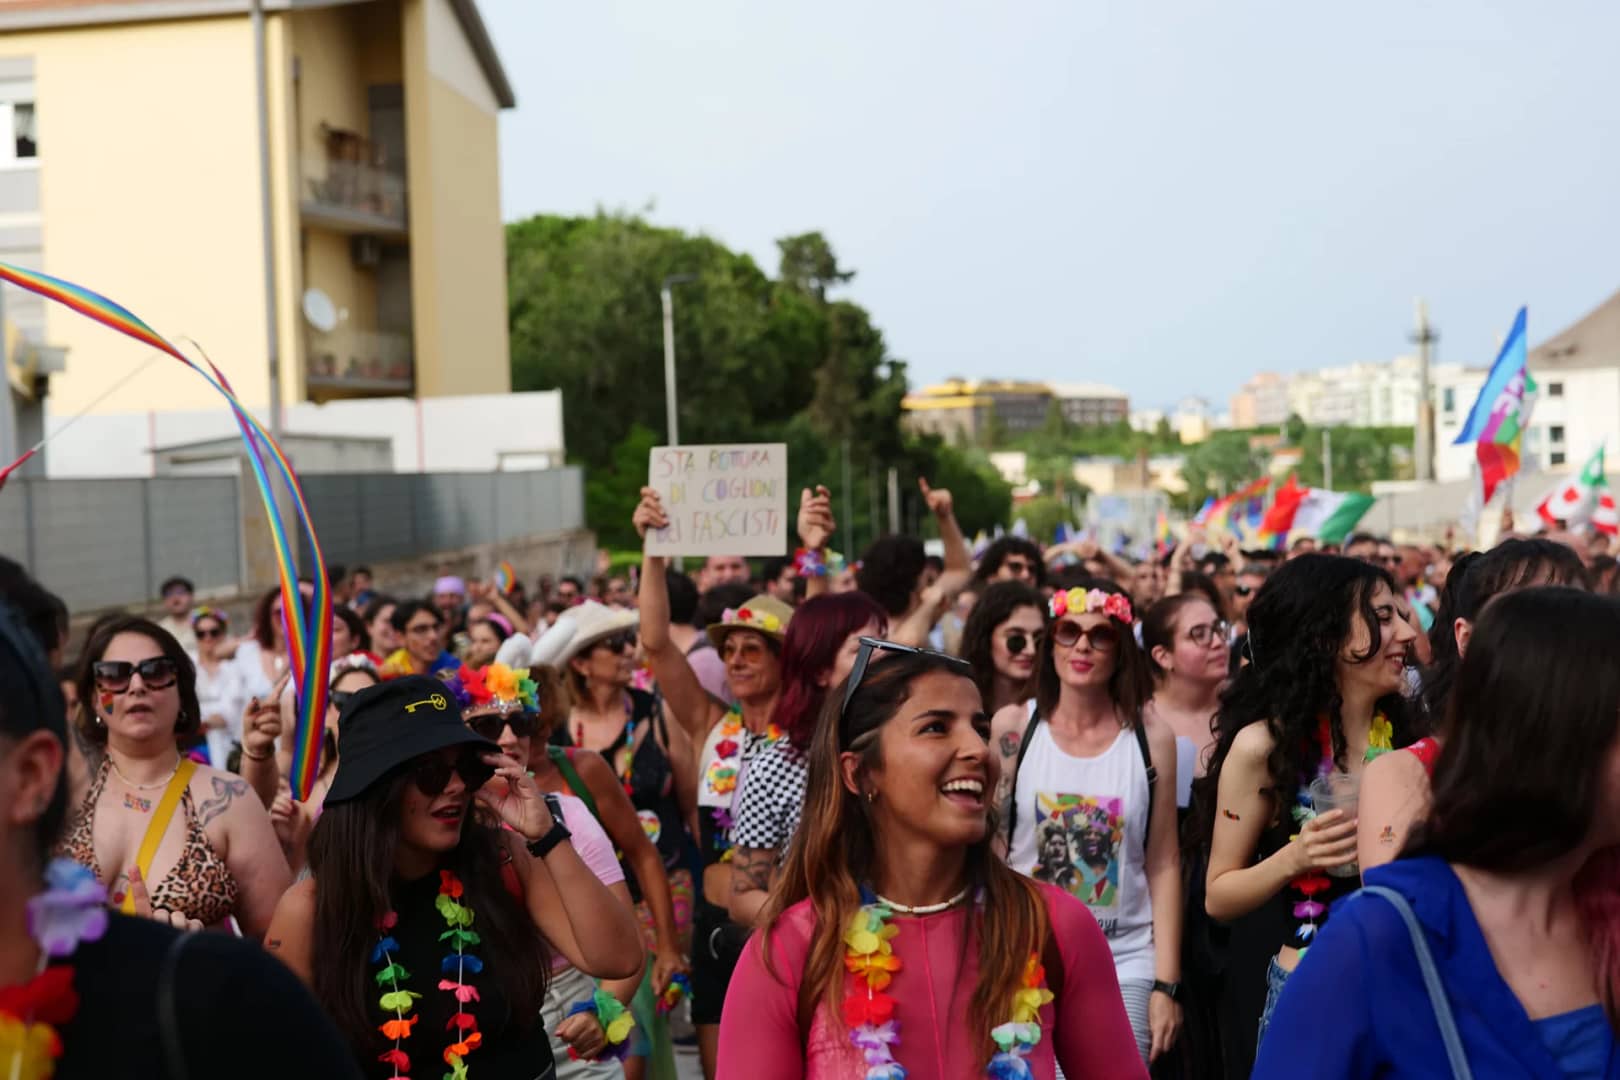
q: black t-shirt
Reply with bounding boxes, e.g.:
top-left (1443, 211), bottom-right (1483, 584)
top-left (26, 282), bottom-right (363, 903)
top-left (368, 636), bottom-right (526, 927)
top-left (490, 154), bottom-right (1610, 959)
top-left (54, 913), bottom-right (361, 1080)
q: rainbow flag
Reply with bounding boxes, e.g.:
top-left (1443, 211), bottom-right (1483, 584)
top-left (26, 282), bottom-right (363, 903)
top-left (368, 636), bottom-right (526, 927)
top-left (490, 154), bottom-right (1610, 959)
top-left (1154, 508), bottom-right (1171, 552)
top-left (1256, 475), bottom-right (1306, 549)
top-left (0, 262), bottom-right (333, 800)
top-left (1206, 478), bottom-right (1269, 532)
top-left (1456, 307), bottom-right (1533, 503)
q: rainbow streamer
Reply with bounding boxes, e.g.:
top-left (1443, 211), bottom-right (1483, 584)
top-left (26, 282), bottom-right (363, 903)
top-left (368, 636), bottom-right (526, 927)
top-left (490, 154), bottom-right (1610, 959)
top-left (0, 262), bottom-right (332, 799)
top-left (495, 560), bottom-right (516, 595)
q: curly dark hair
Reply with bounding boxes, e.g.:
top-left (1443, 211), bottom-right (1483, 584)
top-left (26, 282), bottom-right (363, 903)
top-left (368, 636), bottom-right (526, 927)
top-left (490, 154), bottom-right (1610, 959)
top-left (975, 537), bottom-right (1047, 589)
top-left (857, 536), bottom-right (927, 617)
top-left (1421, 539), bottom-right (1588, 725)
top-left (1195, 554), bottom-right (1413, 842)
top-left (959, 580), bottom-right (1044, 711)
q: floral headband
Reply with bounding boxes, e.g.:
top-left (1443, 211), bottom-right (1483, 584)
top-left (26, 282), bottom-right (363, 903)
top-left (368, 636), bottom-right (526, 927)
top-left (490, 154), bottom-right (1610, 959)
top-left (190, 605), bottom-right (227, 628)
top-left (441, 663), bottom-right (539, 715)
top-left (330, 652), bottom-right (378, 683)
top-left (1048, 587), bottom-right (1134, 624)
top-left (720, 606), bottom-right (783, 634)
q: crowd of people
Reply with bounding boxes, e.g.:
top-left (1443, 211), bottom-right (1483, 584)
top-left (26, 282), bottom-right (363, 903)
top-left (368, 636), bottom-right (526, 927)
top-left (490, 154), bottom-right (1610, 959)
top-left (4, 481), bottom-right (1620, 1079)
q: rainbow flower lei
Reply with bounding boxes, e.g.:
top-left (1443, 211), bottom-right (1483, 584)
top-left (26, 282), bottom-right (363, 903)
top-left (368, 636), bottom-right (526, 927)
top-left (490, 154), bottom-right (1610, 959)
top-left (4, 860), bottom-right (108, 1080)
top-left (841, 892), bottom-right (1053, 1079)
top-left (373, 871), bottom-right (483, 1080)
top-left (562, 988), bottom-right (634, 1061)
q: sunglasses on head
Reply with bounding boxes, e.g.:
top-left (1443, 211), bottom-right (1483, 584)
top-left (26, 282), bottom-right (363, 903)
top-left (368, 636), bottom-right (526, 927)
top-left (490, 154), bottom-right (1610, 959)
top-left (1003, 630), bottom-right (1043, 656)
top-left (594, 631), bottom-right (638, 653)
top-left (1052, 620), bottom-right (1121, 651)
top-left (839, 636), bottom-right (973, 738)
top-left (93, 657), bottom-right (180, 692)
top-left (410, 748), bottom-right (495, 797)
top-left (466, 711), bottom-right (541, 741)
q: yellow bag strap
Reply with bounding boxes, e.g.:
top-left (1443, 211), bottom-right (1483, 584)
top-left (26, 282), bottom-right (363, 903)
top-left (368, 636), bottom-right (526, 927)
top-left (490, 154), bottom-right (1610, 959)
top-left (119, 758), bottom-right (198, 915)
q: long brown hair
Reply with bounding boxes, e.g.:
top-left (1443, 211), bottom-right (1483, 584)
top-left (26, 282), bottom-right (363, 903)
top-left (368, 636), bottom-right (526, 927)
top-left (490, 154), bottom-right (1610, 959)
top-left (1035, 576), bottom-right (1152, 723)
top-left (762, 650), bottom-right (1050, 1068)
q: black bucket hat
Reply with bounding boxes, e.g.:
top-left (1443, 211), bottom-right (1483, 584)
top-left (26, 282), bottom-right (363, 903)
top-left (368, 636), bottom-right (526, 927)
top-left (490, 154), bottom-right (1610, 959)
top-left (324, 675), bottom-right (496, 805)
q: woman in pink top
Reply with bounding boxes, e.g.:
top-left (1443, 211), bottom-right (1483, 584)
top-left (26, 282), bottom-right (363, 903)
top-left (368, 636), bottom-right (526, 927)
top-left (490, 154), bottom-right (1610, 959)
top-left (718, 640), bottom-right (1144, 1079)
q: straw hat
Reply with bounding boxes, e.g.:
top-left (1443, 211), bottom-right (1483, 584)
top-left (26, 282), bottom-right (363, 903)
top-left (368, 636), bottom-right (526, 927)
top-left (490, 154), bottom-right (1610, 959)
top-left (706, 595), bottom-right (794, 648)
top-left (528, 601), bottom-right (640, 668)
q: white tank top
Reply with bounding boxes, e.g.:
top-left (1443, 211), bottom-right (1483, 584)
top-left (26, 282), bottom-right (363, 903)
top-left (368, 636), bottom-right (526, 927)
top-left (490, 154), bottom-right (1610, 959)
top-left (1006, 717), bottom-right (1155, 980)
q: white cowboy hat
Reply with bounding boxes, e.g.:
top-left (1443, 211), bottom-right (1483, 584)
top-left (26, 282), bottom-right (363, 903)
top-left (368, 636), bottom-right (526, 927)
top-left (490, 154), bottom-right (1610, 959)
top-left (528, 602), bottom-right (640, 668)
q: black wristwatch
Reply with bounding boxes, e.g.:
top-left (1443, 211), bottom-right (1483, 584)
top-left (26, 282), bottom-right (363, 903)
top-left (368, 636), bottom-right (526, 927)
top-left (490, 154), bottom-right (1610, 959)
top-left (526, 794), bottom-right (572, 859)
top-left (1152, 980), bottom-right (1181, 1001)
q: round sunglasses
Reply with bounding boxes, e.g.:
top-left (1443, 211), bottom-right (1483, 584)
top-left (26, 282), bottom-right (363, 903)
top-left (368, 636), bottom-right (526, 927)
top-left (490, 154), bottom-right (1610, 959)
top-left (1002, 630), bottom-right (1043, 656)
top-left (93, 657), bottom-right (180, 693)
top-left (466, 711), bottom-right (542, 742)
top-left (1052, 620), bottom-right (1121, 652)
top-left (410, 748), bottom-right (495, 797)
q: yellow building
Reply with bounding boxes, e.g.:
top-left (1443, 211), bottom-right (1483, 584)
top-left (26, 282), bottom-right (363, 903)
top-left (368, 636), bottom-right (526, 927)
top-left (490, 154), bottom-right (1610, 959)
top-left (0, 0), bottom-right (514, 423)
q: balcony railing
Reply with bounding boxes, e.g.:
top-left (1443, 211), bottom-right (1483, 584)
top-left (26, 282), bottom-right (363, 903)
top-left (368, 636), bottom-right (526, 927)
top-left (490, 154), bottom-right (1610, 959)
top-left (301, 126), bottom-right (407, 231)
top-left (306, 329), bottom-right (414, 395)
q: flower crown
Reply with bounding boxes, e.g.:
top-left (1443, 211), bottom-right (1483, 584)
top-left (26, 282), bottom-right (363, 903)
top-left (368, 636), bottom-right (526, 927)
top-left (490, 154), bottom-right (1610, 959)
top-left (1048, 587), bottom-right (1134, 624)
top-left (330, 651), bottom-right (378, 683)
top-left (190, 605), bottom-right (227, 627)
top-left (441, 663), bottom-right (539, 715)
top-left (720, 606), bottom-right (783, 634)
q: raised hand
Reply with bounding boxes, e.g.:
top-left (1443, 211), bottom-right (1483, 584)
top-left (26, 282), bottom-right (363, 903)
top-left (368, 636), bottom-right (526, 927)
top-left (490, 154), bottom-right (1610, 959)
top-left (797, 485), bottom-right (836, 550)
top-left (472, 751), bottom-right (556, 842)
top-left (918, 477), bottom-right (954, 519)
top-left (633, 487), bottom-right (670, 540)
top-left (241, 668), bottom-right (291, 763)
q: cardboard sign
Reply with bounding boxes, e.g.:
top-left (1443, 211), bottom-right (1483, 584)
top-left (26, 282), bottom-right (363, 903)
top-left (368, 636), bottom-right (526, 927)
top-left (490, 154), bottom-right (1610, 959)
top-left (645, 443), bottom-right (788, 557)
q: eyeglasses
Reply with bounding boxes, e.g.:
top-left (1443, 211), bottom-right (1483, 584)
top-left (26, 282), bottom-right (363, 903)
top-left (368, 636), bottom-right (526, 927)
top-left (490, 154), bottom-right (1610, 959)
top-left (1186, 620), bottom-right (1230, 648)
top-left (93, 657), bottom-right (180, 692)
top-left (406, 621), bottom-right (442, 638)
top-left (594, 631), bottom-right (638, 654)
top-left (195, 626), bottom-right (225, 640)
top-left (1003, 631), bottom-right (1042, 656)
top-left (409, 749), bottom-right (494, 797)
top-left (1051, 620), bottom-right (1121, 652)
top-left (466, 711), bottom-right (542, 741)
top-left (840, 636), bottom-right (972, 735)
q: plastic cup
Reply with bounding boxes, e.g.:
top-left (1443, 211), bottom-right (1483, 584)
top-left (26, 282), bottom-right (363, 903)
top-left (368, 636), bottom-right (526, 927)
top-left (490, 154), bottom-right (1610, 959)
top-left (1308, 772), bottom-right (1360, 878)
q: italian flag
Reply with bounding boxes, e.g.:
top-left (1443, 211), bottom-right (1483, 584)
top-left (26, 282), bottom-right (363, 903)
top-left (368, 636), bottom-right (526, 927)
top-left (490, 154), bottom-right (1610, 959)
top-left (1291, 489), bottom-right (1377, 545)
top-left (1536, 445), bottom-right (1607, 529)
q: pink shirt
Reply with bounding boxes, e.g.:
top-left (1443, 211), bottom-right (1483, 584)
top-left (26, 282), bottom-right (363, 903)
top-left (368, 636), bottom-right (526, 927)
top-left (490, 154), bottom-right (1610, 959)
top-left (718, 882), bottom-right (1145, 1080)
top-left (557, 793), bottom-right (623, 887)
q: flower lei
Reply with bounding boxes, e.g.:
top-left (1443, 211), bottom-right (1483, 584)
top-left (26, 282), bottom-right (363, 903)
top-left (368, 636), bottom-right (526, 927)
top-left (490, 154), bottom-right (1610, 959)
top-left (841, 892), bottom-right (1053, 1079)
top-left (1047, 587), bottom-right (1134, 624)
top-left (5, 861), bottom-right (108, 1080)
top-left (373, 871), bottom-right (484, 1080)
top-left (562, 989), bottom-right (634, 1061)
top-left (1285, 714), bottom-right (1394, 949)
top-left (706, 704), bottom-right (783, 862)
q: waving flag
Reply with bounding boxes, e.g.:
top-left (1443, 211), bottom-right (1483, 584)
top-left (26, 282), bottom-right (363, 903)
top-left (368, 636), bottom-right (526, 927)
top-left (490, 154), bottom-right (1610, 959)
top-left (1536, 445), bottom-right (1607, 528)
top-left (1456, 307), bottom-right (1534, 503)
top-left (1257, 475), bottom-right (1307, 549)
top-left (1292, 489), bottom-right (1377, 545)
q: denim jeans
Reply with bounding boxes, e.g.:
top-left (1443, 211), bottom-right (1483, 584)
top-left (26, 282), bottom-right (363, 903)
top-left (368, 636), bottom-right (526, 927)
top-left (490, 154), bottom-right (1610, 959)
top-left (1256, 956), bottom-right (1291, 1050)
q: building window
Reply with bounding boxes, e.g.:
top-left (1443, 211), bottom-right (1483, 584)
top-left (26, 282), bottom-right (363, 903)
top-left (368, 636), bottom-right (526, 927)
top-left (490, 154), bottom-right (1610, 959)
top-left (1550, 425), bottom-right (1565, 444)
top-left (1550, 451), bottom-right (1567, 466)
top-left (1548, 381), bottom-right (1563, 398)
top-left (0, 102), bottom-right (36, 163)
top-left (1442, 387), bottom-right (1455, 414)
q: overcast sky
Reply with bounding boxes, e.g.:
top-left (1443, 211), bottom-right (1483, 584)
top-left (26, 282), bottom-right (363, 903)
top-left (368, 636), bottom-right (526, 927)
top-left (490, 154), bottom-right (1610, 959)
top-left (482, 1), bottom-right (1620, 411)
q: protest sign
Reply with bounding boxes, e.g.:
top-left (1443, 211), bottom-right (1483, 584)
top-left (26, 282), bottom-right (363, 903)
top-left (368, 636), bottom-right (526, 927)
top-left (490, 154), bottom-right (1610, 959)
top-left (646, 443), bottom-right (788, 556)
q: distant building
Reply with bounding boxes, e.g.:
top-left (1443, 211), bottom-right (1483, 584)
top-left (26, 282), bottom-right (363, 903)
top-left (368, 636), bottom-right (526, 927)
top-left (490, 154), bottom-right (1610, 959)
top-left (978, 380), bottom-right (1054, 433)
top-left (901, 378), bottom-right (1052, 440)
top-left (1050, 382), bottom-right (1128, 428)
top-left (1230, 372), bottom-right (1292, 428)
top-left (1173, 396), bottom-right (1215, 444)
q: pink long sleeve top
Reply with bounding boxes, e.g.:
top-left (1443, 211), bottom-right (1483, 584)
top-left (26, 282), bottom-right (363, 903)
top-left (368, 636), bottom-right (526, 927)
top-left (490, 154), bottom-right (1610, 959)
top-left (718, 882), bottom-right (1147, 1079)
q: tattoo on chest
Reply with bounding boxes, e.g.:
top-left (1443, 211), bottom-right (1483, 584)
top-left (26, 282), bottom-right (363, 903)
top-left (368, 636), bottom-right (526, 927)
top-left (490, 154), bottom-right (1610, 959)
top-left (196, 775), bottom-right (251, 827)
top-left (124, 791), bottom-right (154, 813)
top-left (998, 731), bottom-right (1022, 759)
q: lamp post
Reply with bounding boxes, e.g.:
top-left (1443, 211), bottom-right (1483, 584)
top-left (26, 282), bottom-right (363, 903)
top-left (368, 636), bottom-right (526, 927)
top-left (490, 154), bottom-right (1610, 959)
top-left (660, 274), bottom-right (697, 445)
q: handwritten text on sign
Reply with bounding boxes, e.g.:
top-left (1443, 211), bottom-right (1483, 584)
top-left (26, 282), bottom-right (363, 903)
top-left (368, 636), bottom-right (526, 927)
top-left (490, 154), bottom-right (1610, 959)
top-left (646, 443), bottom-right (788, 557)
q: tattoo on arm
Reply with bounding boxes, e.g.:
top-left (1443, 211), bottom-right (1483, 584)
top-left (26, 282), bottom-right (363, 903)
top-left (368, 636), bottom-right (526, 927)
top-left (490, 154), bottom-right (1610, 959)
top-left (265, 937), bottom-right (283, 952)
top-left (196, 776), bottom-right (250, 827)
top-left (1222, 809), bottom-right (1241, 821)
top-left (731, 847), bottom-right (775, 896)
top-left (998, 731), bottom-right (1021, 759)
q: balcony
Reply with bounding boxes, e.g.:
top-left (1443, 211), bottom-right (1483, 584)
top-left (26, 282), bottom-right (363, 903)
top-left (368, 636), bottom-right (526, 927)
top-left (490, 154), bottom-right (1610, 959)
top-left (306, 328), bottom-right (414, 397)
top-left (300, 126), bottom-right (407, 236)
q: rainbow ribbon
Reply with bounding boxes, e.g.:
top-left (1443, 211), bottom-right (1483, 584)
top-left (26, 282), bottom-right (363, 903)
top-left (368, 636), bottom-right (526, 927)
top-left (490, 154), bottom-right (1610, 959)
top-left (0, 262), bottom-right (332, 799)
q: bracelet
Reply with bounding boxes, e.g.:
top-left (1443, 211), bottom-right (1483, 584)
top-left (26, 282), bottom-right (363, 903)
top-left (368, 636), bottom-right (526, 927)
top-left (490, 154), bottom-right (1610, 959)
top-left (564, 988), bottom-right (635, 1061)
top-left (658, 972), bottom-right (692, 1015)
top-left (241, 747), bottom-right (272, 762)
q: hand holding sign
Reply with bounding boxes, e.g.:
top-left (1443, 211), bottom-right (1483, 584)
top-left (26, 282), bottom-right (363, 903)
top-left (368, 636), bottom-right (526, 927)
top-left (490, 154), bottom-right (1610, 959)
top-left (645, 444), bottom-right (788, 557)
top-left (634, 487), bottom-right (670, 540)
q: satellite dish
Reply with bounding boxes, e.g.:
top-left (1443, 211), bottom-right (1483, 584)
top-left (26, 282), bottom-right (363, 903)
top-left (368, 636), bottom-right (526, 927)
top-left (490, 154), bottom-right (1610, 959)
top-left (302, 288), bottom-right (338, 333)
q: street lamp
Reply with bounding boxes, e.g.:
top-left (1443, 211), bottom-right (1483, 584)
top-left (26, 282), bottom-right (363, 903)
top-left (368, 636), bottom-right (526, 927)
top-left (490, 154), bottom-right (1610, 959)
top-left (660, 274), bottom-right (697, 446)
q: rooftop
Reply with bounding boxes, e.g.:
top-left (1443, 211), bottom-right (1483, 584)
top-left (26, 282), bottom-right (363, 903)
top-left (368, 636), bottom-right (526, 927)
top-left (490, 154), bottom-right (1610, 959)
top-left (1531, 286), bottom-right (1620, 372)
top-left (1049, 382), bottom-right (1127, 400)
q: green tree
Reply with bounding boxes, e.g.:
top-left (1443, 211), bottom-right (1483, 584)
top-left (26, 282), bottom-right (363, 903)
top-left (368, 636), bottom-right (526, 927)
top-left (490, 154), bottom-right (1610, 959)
top-left (1015, 496), bottom-right (1069, 545)
top-left (1181, 431), bottom-right (1269, 507)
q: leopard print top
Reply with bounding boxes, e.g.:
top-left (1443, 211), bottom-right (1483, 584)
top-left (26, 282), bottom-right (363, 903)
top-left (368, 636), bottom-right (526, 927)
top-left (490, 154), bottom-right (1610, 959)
top-left (58, 759), bottom-right (240, 928)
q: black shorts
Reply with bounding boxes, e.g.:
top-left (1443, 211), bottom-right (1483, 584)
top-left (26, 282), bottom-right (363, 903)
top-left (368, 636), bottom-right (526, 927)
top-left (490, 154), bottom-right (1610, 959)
top-left (690, 900), bottom-right (749, 1026)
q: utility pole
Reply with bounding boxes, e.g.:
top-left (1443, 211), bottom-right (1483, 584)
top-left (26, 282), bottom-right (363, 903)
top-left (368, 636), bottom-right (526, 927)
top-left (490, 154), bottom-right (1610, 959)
top-left (1411, 299), bottom-right (1439, 483)
top-left (659, 274), bottom-right (696, 446)
top-left (1323, 428), bottom-right (1333, 491)
top-left (251, 0), bottom-right (282, 439)
top-left (886, 467), bottom-right (900, 534)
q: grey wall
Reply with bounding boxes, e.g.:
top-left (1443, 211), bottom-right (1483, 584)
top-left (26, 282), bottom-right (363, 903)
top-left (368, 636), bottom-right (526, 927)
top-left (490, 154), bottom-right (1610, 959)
top-left (4, 466), bottom-right (585, 613)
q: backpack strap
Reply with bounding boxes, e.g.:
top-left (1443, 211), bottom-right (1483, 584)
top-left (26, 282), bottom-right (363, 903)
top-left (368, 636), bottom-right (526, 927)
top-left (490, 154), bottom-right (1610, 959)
top-left (546, 745), bottom-right (601, 823)
top-left (1359, 886), bottom-right (1473, 1080)
top-left (1006, 707), bottom-right (1042, 846)
top-left (1132, 719), bottom-right (1158, 843)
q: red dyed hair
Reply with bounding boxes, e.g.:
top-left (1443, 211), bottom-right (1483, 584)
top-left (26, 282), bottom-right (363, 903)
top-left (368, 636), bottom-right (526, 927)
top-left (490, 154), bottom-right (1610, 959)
top-left (1577, 846), bottom-right (1620, 1026)
top-left (774, 592), bottom-right (888, 750)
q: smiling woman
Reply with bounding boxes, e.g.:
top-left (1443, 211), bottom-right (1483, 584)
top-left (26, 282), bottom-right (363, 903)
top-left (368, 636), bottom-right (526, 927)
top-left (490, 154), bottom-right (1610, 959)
top-left (717, 645), bottom-right (1145, 1078)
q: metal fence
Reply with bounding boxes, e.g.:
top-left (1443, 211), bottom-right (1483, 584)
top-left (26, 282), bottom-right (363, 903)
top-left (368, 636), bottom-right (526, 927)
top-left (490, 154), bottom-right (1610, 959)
top-left (3, 467), bottom-right (584, 613)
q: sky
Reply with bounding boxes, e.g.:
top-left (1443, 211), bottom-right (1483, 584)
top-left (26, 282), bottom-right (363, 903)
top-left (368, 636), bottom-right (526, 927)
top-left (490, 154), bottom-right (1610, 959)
top-left (481, 1), bottom-right (1620, 412)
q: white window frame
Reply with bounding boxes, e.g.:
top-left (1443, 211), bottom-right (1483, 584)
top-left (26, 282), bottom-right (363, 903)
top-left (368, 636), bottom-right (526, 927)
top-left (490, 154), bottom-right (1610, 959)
top-left (0, 101), bottom-right (39, 170)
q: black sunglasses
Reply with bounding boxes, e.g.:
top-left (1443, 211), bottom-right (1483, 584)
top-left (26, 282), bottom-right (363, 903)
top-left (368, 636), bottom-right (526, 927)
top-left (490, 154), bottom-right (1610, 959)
top-left (466, 711), bottom-right (541, 741)
top-left (329, 689), bottom-right (357, 713)
top-left (840, 636), bottom-right (972, 740)
top-left (195, 626), bottom-right (226, 640)
top-left (1052, 621), bottom-right (1121, 651)
top-left (410, 748), bottom-right (495, 797)
top-left (594, 631), bottom-right (638, 653)
top-left (94, 658), bottom-right (180, 692)
top-left (1004, 631), bottom-right (1043, 656)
